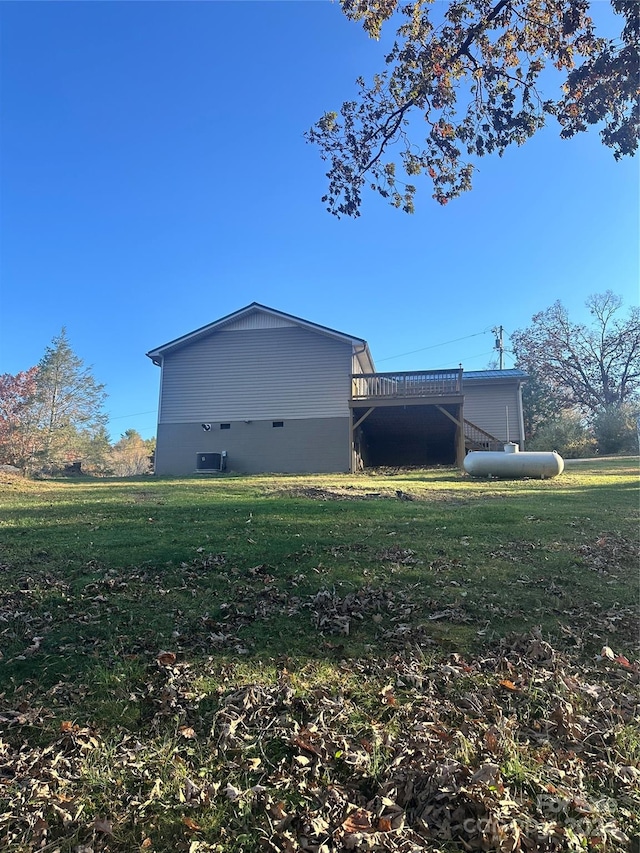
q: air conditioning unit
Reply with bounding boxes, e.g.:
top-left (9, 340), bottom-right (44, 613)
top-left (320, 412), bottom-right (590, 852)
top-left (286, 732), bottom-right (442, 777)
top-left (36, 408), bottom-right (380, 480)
top-left (195, 451), bottom-right (227, 472)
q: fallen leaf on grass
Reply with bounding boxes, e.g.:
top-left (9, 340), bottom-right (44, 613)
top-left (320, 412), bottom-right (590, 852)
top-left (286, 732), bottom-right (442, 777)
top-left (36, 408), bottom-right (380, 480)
top-left (343, 808), bottom-right (375, 834)
top-left (6, 626), bottom-right (639, 853)
top-left (472, 762), bottom-right (503, 787)
top-left (293, 730), bottom-right (321, 756)
top-left (360, 738), bottom-right (373, 753)
top-left (139, 778), bottom-right (163, 810)
top-left (381, 685), bottom-right (397, 706)
top-left (484, 728), bottom-right (500, 753)
top-left (270, 801), bottom-right (288, 820)
top-left (613, 654), bottom-right (638, 671)
top-left (51, 802), bottom-right (73, 826)
top-left (182, 816), bottom-right (201, 831)
top-left (25, 636), bottom-right (43, 654)
top-left (91, 817), bottom-right (113, 835)
top-left (599, 646), bottom-right (639, 671)
top-left (225, 782), bottom-right (242, 801)
top-left (156, 651), bottom-right (176, 666)
top-left (32, 817), bottom-right (48, 844)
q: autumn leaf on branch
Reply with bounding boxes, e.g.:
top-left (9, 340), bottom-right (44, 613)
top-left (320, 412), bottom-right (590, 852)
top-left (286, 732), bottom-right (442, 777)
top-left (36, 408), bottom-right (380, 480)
top-left (307, 0), bottom-right (639, 216)
top-left (0, 367), bottom-right (39, 471)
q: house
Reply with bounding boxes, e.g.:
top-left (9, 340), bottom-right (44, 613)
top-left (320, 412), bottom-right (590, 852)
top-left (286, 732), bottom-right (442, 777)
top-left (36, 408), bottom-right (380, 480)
top-left (146, 303), bottom-right (527, 476)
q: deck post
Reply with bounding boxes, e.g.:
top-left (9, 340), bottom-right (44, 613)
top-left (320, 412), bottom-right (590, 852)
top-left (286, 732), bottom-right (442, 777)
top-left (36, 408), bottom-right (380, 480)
top-left (349, 409), bottom-right (354, 473)
top-left (350, 407), bottom-right (375, 472)
top-left (455, 401), bottom-right (466, 468)
top-left (435, 403), bottom-right (467, 469)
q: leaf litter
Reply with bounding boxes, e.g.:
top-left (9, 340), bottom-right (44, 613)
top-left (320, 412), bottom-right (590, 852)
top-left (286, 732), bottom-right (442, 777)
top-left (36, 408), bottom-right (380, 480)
top-left (2, 629), bottom-right (639, 852)
top-left (2, 471), bottom-right (638, 851)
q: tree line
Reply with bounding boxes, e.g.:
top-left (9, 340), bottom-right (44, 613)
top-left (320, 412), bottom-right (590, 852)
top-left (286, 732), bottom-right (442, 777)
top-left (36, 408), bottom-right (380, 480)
top-left (0, 329), bottom-right (154, 476)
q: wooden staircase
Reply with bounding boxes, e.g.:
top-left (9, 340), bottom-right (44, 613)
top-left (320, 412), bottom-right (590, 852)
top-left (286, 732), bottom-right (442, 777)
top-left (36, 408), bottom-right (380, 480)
top-left (464, 419), bottom-right (502, 452)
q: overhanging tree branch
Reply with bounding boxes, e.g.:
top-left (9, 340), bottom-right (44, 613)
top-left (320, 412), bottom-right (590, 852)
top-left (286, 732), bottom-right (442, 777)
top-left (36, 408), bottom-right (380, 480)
top-left (307, 0), bottom-right (639, 216)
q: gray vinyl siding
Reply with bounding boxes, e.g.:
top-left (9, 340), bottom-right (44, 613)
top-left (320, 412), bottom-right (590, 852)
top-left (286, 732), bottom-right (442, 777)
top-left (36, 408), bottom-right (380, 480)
top-left (155, 417), bottom-right (350, 475)
top-left (217, 314), bottom-right (297, 332)
top-left (159, 327), bottom-right (352, 423)
top-left (464, 381), bottom-right (524, 443)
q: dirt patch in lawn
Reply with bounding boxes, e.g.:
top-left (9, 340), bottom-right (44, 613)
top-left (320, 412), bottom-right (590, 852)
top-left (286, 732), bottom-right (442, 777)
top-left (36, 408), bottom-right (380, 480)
top-left (268, 485), bottom-right (471, 503)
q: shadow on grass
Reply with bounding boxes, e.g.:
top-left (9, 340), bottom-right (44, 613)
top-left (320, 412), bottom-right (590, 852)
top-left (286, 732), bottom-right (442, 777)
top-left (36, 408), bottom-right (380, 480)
top-left (2, 465), bottom-right (637, 697)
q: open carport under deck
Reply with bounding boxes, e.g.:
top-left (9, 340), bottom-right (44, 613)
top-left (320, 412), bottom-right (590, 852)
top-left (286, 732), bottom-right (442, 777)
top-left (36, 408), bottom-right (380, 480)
top-left (349, 369), bottom-right (466, 470)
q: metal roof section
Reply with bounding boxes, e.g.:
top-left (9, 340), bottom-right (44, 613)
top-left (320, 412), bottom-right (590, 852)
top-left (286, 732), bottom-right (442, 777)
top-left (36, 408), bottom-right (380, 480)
top-left (146, 302), bottom-right (375, 367)
top-left (464, 369), bottom-right (528, 381)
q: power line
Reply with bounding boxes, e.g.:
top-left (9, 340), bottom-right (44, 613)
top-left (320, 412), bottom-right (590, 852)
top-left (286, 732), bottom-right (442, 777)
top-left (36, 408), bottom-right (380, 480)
top-left (107, 410), bottom-right (156, 422)
top-left (430, 349), bottom-right (497, 370)
top-left (376, 329), bottom-right (491, 363)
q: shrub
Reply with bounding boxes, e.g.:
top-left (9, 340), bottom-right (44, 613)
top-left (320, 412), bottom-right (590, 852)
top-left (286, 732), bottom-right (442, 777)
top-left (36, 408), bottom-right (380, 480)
top-left (527, 411), bottom-right (596, 459)
top-left (592, 405), bottom-right (639, 455)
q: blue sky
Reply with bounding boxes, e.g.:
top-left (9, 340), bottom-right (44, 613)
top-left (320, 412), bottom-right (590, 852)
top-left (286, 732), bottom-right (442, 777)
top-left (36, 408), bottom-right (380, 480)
top-left (1, 1), bottom-right (637, 441)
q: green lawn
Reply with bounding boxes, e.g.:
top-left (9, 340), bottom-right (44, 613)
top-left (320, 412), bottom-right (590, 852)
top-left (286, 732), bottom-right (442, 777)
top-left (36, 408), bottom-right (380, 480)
top-left (1, 460), bottom-right (638, 852)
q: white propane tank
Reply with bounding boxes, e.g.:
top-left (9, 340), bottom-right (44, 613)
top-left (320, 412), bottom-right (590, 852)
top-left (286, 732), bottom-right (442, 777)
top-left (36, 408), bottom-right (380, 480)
top-left (463, 444), bottom-right (564, 479)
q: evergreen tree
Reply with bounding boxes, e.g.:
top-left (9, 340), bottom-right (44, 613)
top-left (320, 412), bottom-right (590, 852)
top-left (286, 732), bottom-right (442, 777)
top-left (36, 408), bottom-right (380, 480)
top-left (33, 329), bottom-right (108, 470)
top-left (80, 425), bottom-right (113, 475)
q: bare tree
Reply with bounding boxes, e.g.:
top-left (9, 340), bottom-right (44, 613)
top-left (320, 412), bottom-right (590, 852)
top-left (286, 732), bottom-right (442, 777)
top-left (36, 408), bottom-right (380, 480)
top-left (511, 292), bottom-right (640, 416)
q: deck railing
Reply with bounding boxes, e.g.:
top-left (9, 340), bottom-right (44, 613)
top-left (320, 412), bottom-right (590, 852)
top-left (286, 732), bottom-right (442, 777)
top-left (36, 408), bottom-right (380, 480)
top-left (463, 419), bottom-right (503, 451)
top-left (351, 369), bottom-right (463, 400)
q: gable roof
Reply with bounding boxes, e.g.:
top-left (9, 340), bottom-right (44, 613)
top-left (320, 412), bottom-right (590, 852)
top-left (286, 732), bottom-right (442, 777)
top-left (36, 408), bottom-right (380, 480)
top-left (146, 302), bottom-right (376, 371)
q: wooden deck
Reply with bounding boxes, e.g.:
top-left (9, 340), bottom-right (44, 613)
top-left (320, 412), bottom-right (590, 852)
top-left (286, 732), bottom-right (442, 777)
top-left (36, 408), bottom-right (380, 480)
top-left (351, 369), bottom-right (463, 404)
top-left (349, 368), bottom-right (504, 470)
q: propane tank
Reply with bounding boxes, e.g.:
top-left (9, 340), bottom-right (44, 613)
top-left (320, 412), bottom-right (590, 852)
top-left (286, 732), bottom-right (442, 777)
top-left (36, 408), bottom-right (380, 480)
top-left (464, 444), bottom-right (564, 479)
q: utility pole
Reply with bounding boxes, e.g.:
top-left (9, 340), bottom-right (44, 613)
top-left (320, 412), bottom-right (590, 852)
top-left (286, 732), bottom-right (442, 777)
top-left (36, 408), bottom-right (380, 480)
top-left (492, 326), bottom-right (504, 370)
